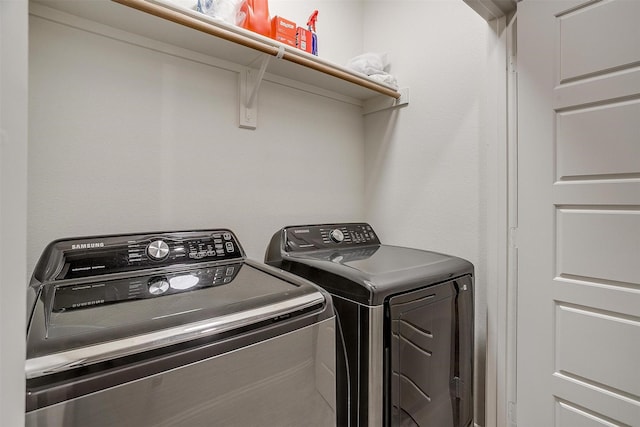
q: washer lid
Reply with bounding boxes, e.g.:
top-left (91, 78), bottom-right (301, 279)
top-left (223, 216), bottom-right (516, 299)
top-left (26, 261), bottom-right (325, 379)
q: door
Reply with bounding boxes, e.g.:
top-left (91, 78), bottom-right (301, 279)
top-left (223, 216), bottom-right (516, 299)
top-left (517, 0), bottom-right (640, 426)
top-left (389, 276), bottom-right (473, 427)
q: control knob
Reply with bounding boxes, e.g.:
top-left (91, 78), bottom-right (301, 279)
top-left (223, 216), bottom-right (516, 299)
top-left (148, 278), bottom-right (170, 295)
top-left (329, 229), bottom-right (345, 243)
top-left (147, 240), bottom-right (170, 260)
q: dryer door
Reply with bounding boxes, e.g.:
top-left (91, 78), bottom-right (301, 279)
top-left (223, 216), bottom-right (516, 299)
top-left (388, 276), bottom-right (473, 427)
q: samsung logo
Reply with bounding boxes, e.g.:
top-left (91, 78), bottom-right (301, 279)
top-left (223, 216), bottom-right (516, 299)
top-left (71, 242), bottom-right (105, 250)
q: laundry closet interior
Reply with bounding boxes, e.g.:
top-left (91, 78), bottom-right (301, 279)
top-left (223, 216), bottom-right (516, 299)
top-left (21, 0), bottom-right (497, 425)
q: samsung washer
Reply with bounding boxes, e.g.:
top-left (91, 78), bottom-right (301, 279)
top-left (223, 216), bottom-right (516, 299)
top-left (265, 222), bottom-right (474, 427)
top-left (26, 229), bottom-right (336, 426)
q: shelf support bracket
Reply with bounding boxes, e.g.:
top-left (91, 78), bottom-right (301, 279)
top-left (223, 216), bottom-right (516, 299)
top-left (239, 51), bottom-right (280, 129)
top-left (362, 87), bottom-right (410, 115)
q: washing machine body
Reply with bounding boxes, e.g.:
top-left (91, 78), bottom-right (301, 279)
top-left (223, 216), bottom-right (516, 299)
top-left (26, 229), bottom-right (336, 427)
top-left (265, 223), bottom-right (474, 427)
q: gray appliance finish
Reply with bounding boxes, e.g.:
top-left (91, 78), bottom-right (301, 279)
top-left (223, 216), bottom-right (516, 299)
top-left (265, 223), bottom-right (474, 427)
top-left (26, 229), bottom-right (336, 427)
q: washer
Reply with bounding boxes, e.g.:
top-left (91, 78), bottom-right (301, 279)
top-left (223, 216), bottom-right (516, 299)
top-left (265, 222), bottom-right (474, 427)
top-left (26, 229), bottom-right (336, 427)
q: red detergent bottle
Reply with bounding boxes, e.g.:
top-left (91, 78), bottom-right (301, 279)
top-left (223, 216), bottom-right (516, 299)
top-left (240, 0), bottom-right (272, 38)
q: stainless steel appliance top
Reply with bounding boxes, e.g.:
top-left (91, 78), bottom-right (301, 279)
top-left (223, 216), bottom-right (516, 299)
top-left (265, 222), bottom-right (473, 305)
top-left (26, 229), bottom-right (328, 379)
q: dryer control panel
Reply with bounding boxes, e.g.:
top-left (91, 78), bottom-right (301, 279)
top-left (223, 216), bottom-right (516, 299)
top-left (284, 223), bottom-right (380, 252)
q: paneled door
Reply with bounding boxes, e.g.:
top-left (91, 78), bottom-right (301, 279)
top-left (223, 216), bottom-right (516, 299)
top-left (517, 0), bottom-right (640, 426)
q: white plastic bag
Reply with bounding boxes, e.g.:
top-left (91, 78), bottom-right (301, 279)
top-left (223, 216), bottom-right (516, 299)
top-left (197, 0), bottom-right (245, 25)
top-left (346, 53), bottom-right (389, 76)
top-left (346, 53), bottom-right (398, 89)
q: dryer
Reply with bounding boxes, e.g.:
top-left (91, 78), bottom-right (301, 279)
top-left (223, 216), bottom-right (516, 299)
top-left (26, 229), bottom-right (336, 427)
top-left (265, 222), bottom-right (474, 427)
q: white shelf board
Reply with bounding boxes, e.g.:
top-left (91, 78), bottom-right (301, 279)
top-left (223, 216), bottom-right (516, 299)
top-left (31, 0), bottom-right (401, 102)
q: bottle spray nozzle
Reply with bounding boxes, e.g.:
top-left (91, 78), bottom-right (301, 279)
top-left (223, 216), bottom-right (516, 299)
top-left (307, 10), bottom-right (318, 32)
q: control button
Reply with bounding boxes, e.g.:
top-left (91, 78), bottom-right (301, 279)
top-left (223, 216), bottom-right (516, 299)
top-left (147, 240), bottom-right (170, 260)
top-left (225, 266), bottom-right (235, 276)
top-left (148, 278), bottom-right (170, 295)
top-left (223, 233), bottom-right (232, 241)
top-left (329, 229), bottom-right (345, 243)
top-left (225, 242), bottom-right (234, 252)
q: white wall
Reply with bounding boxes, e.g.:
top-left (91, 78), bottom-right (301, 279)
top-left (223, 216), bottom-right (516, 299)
top-left (1, 0), bottom-right (28, 425)
top-left (361, 1), bottom-right (489, 425)
top-left (27, 8), bottom-right (365, 273)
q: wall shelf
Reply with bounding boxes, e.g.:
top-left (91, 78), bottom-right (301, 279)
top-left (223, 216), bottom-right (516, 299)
top-left (32, 0), bottom-right (402, 105)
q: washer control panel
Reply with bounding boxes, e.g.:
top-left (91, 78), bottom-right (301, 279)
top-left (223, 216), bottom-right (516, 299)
top-left (38, 230), bottom-right (245, 281)
top-left (284, 223), bottom-right (380, 252)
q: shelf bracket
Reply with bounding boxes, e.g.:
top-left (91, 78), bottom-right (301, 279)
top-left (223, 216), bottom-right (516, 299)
top-left (362, 87), bottom-right (410, 115)
top-left (239, 49), bottom-right (284, 129)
